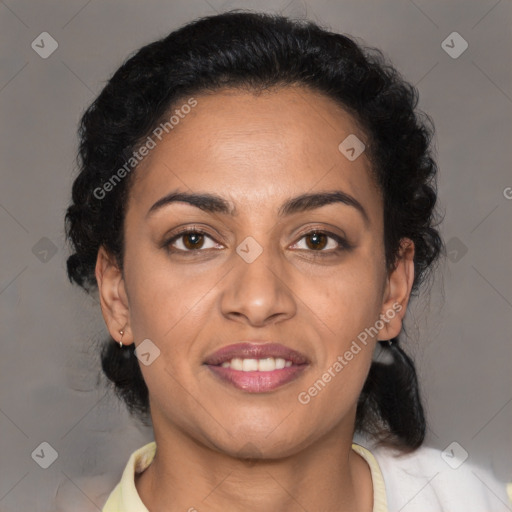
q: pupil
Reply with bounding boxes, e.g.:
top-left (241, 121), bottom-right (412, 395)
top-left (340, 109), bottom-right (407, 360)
top-left (185, 233), bottom-right (203, 249)
top-left (308, 232), bottom-right (326, 250)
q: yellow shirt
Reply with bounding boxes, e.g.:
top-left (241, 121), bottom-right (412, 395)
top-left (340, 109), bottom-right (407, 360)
top-left (102, 441), bottom-right (388, 512)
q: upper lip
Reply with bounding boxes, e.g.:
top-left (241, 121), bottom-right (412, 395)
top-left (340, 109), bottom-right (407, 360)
top-left (203, 342), bottom-right (310, 366)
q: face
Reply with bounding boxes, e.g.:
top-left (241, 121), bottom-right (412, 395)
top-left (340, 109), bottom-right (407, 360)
top-left (97, 86), bottom-right (414, 458)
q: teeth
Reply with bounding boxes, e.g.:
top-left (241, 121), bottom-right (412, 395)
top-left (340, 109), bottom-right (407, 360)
top-left (219, 357), bottom-right (294, 371)
top-left (275, 357), bottom-right (286, 369)
top-left (242, 358), bottom-right (259, 371)
top-left (258, 357), bottom-right (275, 371)
top-left (230, 358), bottom-right (244, 371)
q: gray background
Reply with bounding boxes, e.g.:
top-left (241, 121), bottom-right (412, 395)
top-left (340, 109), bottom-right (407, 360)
top-left (1, 0), bottom-right (511, 510)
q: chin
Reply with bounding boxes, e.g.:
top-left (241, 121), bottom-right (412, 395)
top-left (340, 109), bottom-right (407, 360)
top-left (206, 424), bottom-right (311, 461)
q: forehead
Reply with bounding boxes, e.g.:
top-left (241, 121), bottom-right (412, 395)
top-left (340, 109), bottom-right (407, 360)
top-left (128, 86), bottom-right (380, 219)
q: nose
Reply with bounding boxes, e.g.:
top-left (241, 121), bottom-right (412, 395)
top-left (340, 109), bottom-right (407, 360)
top-left (219, 242), bottom-right (297, 327)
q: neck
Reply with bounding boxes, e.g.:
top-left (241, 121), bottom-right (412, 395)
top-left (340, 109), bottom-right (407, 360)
top-left (135, 420), bottom-right (373, 512)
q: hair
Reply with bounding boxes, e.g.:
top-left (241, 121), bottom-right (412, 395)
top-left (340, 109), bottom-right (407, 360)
top-left (65, 10), bottom-right (443, 450)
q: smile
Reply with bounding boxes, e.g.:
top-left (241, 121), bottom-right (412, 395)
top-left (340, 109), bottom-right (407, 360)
top-left (206, 363), bottom-right (308, 392)
top-left (220, 357), bottom-right (293, 371)
top-left (203, 343), bottom-right (310, 392)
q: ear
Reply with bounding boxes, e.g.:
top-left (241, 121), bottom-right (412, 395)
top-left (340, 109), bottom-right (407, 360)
top-left (377, 238), bottom-right (415, 341)
top-left (95, 246), bottom-right (133, 346)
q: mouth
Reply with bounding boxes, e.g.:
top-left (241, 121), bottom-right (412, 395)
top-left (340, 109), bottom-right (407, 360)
top-left (203, 342), bottom-right (310, 393)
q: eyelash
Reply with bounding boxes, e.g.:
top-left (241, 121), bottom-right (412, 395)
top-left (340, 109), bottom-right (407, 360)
top-left (163, 227), bottom-right (352, 256)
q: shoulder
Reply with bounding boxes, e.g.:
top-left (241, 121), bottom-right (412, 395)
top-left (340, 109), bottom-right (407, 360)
top-left (54, 441), bottom-right (156, 512)
top-left (54, 472), bottom-right (121, 512)
top-left (368, 442), bottom-right (511, 512)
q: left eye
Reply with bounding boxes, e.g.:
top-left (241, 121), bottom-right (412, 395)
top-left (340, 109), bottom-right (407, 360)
top-left (291, 231), bottom-right (348, 252)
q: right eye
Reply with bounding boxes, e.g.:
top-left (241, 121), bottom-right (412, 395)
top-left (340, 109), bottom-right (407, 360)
top-left (164, 228), bottom-right (222, 253)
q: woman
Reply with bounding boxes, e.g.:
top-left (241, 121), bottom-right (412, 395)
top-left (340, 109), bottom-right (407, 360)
top-left (65, 10), bottom-right (510, 512)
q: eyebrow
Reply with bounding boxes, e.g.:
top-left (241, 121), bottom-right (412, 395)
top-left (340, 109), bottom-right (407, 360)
top-left (146, 189), bottom-right (369, 224)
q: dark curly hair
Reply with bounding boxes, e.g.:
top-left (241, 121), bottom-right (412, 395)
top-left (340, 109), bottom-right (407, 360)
top-left (65, 10), bottom-right (443, 450)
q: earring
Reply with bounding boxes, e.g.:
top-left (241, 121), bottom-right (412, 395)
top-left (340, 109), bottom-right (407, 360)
top-left (118, 329), bottom-right (125, 348)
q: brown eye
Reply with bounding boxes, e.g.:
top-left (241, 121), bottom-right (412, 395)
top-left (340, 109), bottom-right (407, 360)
top-left (165, 229), bottom-right (220, 253)
top-left (305, 232), bottom-right (328, 250)
top-left (291, 230), bottom-right (351, 254)
top-left (182, 232), bottom-right (205, 250)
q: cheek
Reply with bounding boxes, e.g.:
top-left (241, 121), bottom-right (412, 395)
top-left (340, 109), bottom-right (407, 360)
top-left (295, 263), bottom-right (383, 419)
top-left (300, 255), bottom-right (385, 343)
top-left (123, 241), bottom-right (222, 339)
top-left (293, 253), bottom-right (383, 411)
top-left (295, 348), bottom-right (373, 439)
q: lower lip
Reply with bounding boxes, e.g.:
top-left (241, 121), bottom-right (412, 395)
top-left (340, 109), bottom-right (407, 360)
top-left (205, 364), bottom-right (308, 392)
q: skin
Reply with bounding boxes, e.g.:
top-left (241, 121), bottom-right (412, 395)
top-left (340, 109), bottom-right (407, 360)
top-left (96, 86), bottom-right (415, 512)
